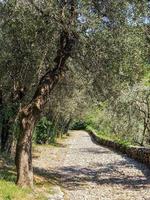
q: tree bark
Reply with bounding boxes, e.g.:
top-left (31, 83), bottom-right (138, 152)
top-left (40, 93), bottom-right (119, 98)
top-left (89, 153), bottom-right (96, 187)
top-left (0, 83), bottom-right (26, 154)
top-left (15, 1), bottom-right (78, 185)
top-left (15, 1), bottom-right (77, 187)
top-left (15, 65), bottom-right (63, 186)
top-left (0, 88), bottom-right (12, 153)
top-left (1, 119), bottom-right (13, 153)
top-left (140, 119), bottom-right (147, 146)
top-left (15, 106), bottom-right (35, 187)
top-left (64, 118), bottom-right (72, 135)
top-left (0, 87), bottom-right (3, 149)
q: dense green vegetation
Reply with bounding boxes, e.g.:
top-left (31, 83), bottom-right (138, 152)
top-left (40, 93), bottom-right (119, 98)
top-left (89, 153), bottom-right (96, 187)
top-left (33, 117), bottom-right (56, 144)
top-left (0, 0), bottom-right (149, 193)
top-left (80, 79), bottom-right (150, 147)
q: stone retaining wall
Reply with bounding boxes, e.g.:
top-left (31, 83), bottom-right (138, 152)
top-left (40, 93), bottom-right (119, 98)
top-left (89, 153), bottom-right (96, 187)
top-left (89, 130), bottom-right (150, 167)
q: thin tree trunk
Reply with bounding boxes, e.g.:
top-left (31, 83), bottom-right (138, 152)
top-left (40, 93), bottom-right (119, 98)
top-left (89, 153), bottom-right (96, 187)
top-left (62, 118), bottom-right (72, 135)
top-left (65, 118), bottom-right (72, 135)
top-left (141, 119), bottom-right (147, 146)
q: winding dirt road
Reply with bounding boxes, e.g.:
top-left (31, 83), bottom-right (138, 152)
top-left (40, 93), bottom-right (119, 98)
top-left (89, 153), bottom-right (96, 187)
top-left (34, 131), bottom-right (150, 200)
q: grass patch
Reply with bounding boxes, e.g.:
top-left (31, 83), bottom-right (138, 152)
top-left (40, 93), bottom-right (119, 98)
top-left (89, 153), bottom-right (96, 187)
top-left (86, 125), bottom-right (135, 148)
top-left (0, 164), bottom-right (32, 200)
top-left (0, 153), bottom-right (54, 200)
top-left (0, 178), bottom-right (52, 200)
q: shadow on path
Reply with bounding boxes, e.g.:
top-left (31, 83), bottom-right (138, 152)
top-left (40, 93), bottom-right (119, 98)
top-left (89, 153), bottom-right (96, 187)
top-left (34, 159), bottom-right (150, 191)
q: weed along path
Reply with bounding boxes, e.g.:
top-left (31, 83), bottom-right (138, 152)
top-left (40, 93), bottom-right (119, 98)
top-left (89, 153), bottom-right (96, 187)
top-left (33, 131), bottom-right (150, 200)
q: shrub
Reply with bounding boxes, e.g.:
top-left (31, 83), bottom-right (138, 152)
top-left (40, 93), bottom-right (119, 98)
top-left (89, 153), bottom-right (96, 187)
top-left (71, 120), bottom-right (87, 130)
top-left (33, 117), bottom-right (56, 144)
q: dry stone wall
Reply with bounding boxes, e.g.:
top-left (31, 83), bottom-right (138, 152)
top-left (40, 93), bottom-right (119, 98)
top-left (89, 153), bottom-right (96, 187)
top-left (89, 130), bottom-right (150, 167)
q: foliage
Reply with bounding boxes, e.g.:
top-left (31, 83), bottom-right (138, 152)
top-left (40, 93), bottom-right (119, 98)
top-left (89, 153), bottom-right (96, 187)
top-left (86, 126), bottom-right (136, 148)
top-left (0, 0), bottom-right (149, 188)
top-left (33, 117), bottom-right (56, 144)
top-left (82, 78), bottom-right (150, 147)
top-left (71, 120), bottom-right (88, 130)
top-left (0, 0), bottom-right (149, 141)
top-left (0, 154), bottom-right (32, 200)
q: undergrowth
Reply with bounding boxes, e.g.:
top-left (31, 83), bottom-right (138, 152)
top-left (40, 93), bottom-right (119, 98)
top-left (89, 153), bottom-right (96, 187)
top-left (86, 125), bottom-right (137, 148)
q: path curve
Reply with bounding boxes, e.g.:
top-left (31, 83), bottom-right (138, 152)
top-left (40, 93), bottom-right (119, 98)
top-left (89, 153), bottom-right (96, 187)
top-left (34, 130), bottom-right (150, 200)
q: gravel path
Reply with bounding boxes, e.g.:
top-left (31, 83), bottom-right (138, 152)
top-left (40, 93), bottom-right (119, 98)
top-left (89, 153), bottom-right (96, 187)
top-left (34, 131), bottom-right (150, 200)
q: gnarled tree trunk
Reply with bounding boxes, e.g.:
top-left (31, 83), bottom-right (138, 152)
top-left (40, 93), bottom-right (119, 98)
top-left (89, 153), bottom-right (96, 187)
top-left (15, 2), bottom-right (78, 185)
top-left (15, 106), bottom-right (36, 187)
top-left (15, 66), bottom-right (62, 186)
